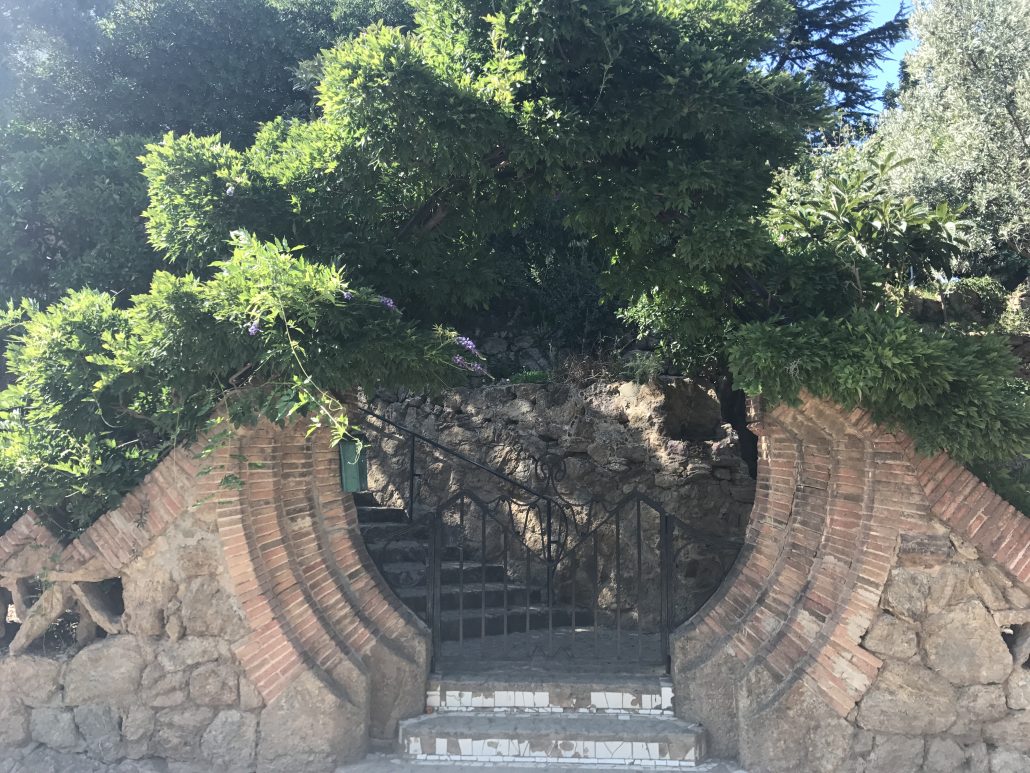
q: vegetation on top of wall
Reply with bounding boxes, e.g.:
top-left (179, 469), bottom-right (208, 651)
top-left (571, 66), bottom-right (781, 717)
top-left (0, 234), bottom-right (475, 536)
top-left (728, 312), bottom-right (1030, 465)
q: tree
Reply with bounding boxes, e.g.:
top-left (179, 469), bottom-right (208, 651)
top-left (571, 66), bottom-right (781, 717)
top-left (874, 0), bottom-right (1030, 285)
top-left (0, 0), bottom-right (414, 143)
top-left (0, 131), bottom-right (159, 306)
top-left (770, 0), bottom-right (908, 116)
top-left (142, 0), bottom-right (824, 320)
top-left (0, 0), bottom-right (414, 306)
top-left (727, 146), bottom-right (1029, 474)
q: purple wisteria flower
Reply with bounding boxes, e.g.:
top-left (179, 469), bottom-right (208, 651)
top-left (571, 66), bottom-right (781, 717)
top-left (452, 355), bottom-right (486, 375)
top-left (456, 335), bottom-right (477, 353)
top-left (246, 320), bottom-right (261, 336)
top-left (379, 296), bottom-right (399, 312)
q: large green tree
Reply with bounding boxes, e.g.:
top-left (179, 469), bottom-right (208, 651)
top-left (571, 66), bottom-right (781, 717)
top-left (0, 0), bottom-right (414, 142)
top-left (142, 0), bottom-right (824, 320)
top-left (771, 0), bottom-right (908, 115)
top-left (874, 0), bottom-right (1030, 285)
top-left (0, 0), bottom-right (413, 307)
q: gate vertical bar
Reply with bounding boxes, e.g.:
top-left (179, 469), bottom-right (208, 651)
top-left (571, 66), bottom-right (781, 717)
top-left (481, 501), bottom-right (487, 648)
top-left (546, 500), bottom-right (553, 654)
top-left (636, 499), bottom-right (643, 664)
top-left (660, 511), bottom-right (673, 671)
top-left (615, 509), bottom-right (622, 660)
top-left (408, 431), bottom-right (416, 523)
top-left (458, 494), bottom-right (465, 654)
top-left (429, 508), bottom-right (442, 670)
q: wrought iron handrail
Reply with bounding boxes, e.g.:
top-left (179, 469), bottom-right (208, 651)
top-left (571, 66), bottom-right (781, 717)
top-left (349, 402), bottom-right (564, 509)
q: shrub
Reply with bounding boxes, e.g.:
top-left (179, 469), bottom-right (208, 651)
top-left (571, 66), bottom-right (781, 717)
top-left (728, 312), bottom-right (1030, 465)
top-left (0, 233), bottom-right (478, 534)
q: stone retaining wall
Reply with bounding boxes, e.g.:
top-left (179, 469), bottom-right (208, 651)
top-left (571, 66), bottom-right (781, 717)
top-left (2, 392), bottom-right (1029, 773)
top-left (673, 393), bottom-right (1030, 773)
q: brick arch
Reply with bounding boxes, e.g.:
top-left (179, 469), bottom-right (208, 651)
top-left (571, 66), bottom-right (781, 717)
top-left (210, 419), bottom-right (429, 742)
top-left (672, 392), bottom-right (1030, 758)
top-left (0, 418), bottom-right (429, 749)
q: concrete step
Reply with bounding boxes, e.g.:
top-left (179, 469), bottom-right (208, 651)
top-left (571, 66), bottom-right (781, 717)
top-left (343, 754), bottom-right (746, 772)
top-left (438, 605), bottom-right (594, 640)
top-left (427, 672), bottom-right (673, 715)
top-left (399, 712), bottom-right (705, 767)
top-left (360, 521), bottom-right (428, 542)
top-left (356, 505), bottom-right (409, 524)
top-left (398, 583), bottom-right (543, 613)
top-left (377, 561), bottom-right (507, 588)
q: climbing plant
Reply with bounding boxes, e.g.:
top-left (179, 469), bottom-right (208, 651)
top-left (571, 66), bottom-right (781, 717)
top-left (0, 234), bottom-right (479, 535)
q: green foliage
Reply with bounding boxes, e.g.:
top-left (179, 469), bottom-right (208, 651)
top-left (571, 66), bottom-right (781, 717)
top-left (508, 370), bottom-right (549, 385)
top-left (1, 0), bottom-right (414, 143)
top-left (0, 233), bottom-right (475, 534)
top-left (764, 146), bottom-right (967, 314)
top-left (728, 311), bottom-right (1030, 465)
top-left (874, 0), bottom-right (1030, 285)
top-left (1000, 281), bottom-right (1030, 335)
top-left (141, 0), bottom-right (825, 318)
top-left (627, 143), bottom-right (969, 380)
top-left (943, 276), bottom-right (1010, 325)
top-left (621, 351), bottom-right (665, 385)
top-left (0, 131), bottom-right (161, 306)
top-left (0, 0), bottom-right (416, 309)
top-left (770, 0), bottom-right (908, 115)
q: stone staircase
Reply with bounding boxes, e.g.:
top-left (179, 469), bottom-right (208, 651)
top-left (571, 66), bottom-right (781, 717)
top-left (356, 492), bottom-right (594, 642)
top-left (397, 671), bottom-right (707, 766)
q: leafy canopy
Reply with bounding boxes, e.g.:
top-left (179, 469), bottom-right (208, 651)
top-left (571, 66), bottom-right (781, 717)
top-left (0, 234), bottom-right (475, 534)
top-left (875, 0), bottom-right (1030, 285)
top-left (141, 0), bottom-right (825, 319)
top-left (0, 0), bottom-right (413, 306)
top-left (0, 0), bottom-right (415, 142)
top-left (0, 132), bottom-right (159, 307)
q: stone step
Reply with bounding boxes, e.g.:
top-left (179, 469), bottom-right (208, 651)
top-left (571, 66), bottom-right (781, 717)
top-left (356, 505), bottom-right (409, 524)
top-left (365, 540), bottom-right (463, 564)
top-left (438, 605), bottom-right (594, 640)
top-left (352, 491), bottom-right (380, 507)
top-left (399, 712), bottom-right (705, 767)
top-left (378, 561), bottom-right (507, 588)
top-left (427, 672), bottom-right (674, 715)
top-left (359, 521), bottom-right (428, 542)
top-left (397, 583), bottom-right (543, 613)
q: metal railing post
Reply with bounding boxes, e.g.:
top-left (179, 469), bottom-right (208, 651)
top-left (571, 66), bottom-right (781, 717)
top-left (408, 430), bottom-right (417, 523)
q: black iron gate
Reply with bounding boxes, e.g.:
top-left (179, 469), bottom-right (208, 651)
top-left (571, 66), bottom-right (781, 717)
top-left (350, 405), bottom-right (743, 672)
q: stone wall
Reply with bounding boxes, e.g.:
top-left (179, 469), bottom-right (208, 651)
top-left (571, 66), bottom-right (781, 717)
top-left (0, 419), bottom-right (428, 773)
top-left (3, 388), bottom-right (1029, 773)
top-left (365, 378), bottom-right (756, 622)
top-left (673, 393), bottom-right (1030, 773)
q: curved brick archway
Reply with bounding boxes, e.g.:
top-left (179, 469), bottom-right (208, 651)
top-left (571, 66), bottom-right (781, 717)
top-left (672, 393), bottom-right (1030, 771)
top-left (0, 419), bottom-right (430, 768)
